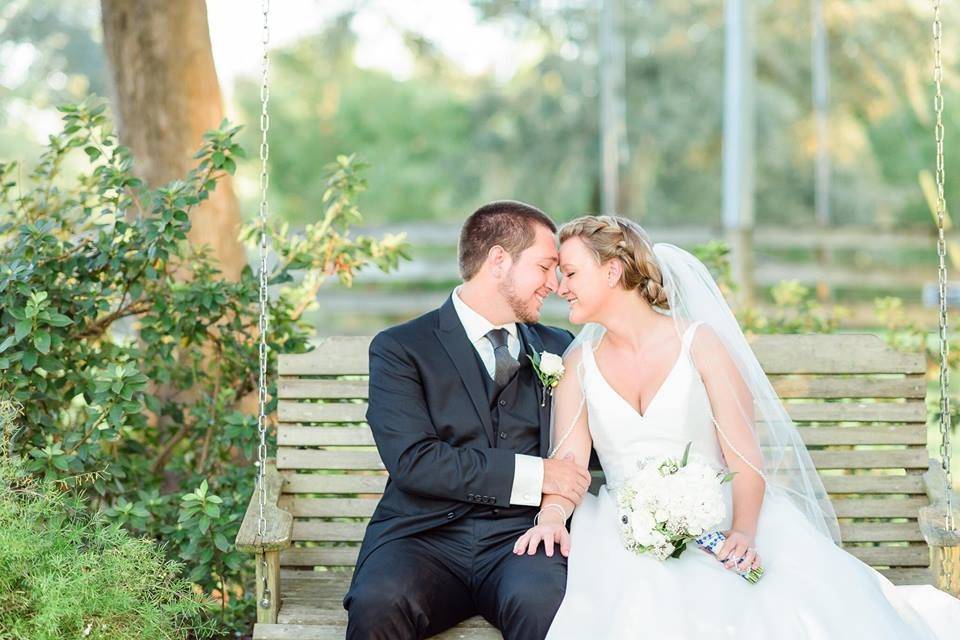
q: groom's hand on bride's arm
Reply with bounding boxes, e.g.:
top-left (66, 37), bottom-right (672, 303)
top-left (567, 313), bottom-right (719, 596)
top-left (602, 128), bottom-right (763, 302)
top-left (542, 452), bottom-right (591, 505)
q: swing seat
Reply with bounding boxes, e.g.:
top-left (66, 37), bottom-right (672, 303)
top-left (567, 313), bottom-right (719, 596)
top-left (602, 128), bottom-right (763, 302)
top-left (236, 333), bottom-right (943, 639)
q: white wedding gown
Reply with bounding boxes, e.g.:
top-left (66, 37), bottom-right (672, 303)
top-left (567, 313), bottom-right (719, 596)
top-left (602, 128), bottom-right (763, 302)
top-left (547, 322), bottom-right (960, 639)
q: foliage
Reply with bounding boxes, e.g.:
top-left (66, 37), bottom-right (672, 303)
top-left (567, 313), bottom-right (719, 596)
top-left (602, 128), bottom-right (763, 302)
top-left (692, 239), bottom-right (848, 334)
top-left (6, 2), bottom-right (960, 229)
top-left (0, 98), bottom-right (407, 636)
top-left (0, 0), bottom-right (108, 159)
top-left (0, 449), bottom-right (209, 640)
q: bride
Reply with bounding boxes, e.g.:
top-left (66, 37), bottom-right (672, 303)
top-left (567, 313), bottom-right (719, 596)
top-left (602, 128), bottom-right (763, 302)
top-left (513, 215), bottom-right (960, 639)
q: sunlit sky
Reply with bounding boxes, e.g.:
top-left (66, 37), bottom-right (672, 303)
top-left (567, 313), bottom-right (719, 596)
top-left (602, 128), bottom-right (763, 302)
top-left (206, 0), bottom-right (534, 98)
top-left (0, 0), bottom-right (539, 141)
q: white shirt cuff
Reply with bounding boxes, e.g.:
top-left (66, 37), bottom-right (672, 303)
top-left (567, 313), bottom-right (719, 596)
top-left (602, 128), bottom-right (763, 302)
top-left (510, 454), bottom-right (544, 506)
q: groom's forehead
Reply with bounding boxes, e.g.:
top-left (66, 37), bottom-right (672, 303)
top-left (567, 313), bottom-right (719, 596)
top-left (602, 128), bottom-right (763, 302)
top-left (525, 247), bottom-right (558, 263)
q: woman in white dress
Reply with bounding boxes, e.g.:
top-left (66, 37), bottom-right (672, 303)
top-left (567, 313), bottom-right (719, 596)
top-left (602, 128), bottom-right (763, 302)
top-left (513, 215), bottom-right (960, 639)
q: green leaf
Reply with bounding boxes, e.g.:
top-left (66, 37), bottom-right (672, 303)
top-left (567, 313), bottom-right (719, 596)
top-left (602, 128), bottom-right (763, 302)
top-left (680, 441), bottom-right (693, 467)
top-left (45, 313), bottom-right (73, 327)
top-left (33, 330), bottom-right (51, 354)
top-left (109, 405), bottom-right (125, 425)
top-left (214, 532), bottom-right (231, 552)
top-left (21, 350), bottom-right (37, 371)
top-left (203, 503), bottom-right (221, 518)
top-left (0, 335), bottom-right (16, 353)
top-left (14, 319), bottom-right (31, 342)
top-left (188, 564), bottom-right (208, 583)
top-left (84, 146), bottom-right (102, 161)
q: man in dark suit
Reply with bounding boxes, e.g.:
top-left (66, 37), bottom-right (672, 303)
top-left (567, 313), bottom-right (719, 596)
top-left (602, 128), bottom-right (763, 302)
top-left (344, 201), bottom-right (591, 639)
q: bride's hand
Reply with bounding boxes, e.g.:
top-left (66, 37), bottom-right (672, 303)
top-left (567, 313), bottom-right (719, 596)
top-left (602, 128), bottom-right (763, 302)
top-left (717, 528), bottom-right (761, 573)
top-left (513, 519), bottom-right (571, 558)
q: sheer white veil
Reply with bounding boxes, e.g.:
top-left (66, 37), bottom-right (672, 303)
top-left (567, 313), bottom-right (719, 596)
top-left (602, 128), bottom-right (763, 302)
top-left (550, 221), bottom-right (842, 545)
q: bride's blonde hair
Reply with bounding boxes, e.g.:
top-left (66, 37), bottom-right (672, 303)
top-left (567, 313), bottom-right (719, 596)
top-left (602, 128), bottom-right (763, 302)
top-left (558, 214), bottom-right (670, 309)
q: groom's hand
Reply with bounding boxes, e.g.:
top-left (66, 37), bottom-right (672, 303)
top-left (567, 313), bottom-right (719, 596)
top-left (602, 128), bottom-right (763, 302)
top-left (542, 453), bottom-right (590, 505)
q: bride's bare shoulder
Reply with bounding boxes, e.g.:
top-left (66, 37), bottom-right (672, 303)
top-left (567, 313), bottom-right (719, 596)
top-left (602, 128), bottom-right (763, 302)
top-left (687, 322), bottom-right (734, 369)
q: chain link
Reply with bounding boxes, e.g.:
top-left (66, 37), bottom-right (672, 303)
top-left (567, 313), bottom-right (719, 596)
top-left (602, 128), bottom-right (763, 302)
top-left (256, 0), bottom-right (272, 611)
top-left (932, 0), bottom-right (956, 593)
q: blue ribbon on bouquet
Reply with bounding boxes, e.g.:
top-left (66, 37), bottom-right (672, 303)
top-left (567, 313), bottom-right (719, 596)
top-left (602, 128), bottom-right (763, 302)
top-left (695, 531), bottom-right (765, 584)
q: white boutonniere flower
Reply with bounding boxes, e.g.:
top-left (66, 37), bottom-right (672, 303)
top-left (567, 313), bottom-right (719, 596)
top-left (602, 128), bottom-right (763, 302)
top-left (528, 348), bottom-right (565, 407)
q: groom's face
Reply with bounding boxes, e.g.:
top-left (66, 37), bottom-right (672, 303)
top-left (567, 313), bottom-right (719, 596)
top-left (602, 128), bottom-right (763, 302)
top-left (498, 223), bottom-right (559, 323)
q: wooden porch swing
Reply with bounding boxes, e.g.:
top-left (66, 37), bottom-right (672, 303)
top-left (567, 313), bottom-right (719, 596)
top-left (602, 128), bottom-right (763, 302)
top-left (235, 2), bottom-right (960, 638)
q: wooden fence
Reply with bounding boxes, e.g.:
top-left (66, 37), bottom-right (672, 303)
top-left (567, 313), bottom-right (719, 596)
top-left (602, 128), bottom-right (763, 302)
top-left (309, 223), bottom-right (958, 335)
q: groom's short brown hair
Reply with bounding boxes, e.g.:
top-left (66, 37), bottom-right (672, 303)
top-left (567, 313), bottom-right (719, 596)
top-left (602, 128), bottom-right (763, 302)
top-left (458, 200), bottom-right (556, 280)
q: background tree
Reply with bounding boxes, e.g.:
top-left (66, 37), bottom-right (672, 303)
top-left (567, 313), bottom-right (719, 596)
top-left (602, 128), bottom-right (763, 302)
top-left (100, 0), bottom-right (246, 279)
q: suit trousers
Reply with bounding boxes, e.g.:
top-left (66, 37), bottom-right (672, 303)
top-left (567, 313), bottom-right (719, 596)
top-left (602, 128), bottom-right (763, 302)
top-left (344, 508), bottom-right (567, 640)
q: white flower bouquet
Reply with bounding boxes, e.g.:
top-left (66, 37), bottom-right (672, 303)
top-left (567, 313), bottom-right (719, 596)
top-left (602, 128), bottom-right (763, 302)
top-left (615, 442), bottom-right (762, 583)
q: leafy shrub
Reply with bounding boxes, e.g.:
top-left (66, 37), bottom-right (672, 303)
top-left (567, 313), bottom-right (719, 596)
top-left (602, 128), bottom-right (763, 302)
top-left (0, 99), bottom-right (406, 636)
top-left (0, 449), bottom-right (210, 640)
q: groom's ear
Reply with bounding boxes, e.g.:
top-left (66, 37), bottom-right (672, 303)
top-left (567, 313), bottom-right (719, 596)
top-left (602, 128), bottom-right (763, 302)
top-left (487, 244), bottom-right (511, 278)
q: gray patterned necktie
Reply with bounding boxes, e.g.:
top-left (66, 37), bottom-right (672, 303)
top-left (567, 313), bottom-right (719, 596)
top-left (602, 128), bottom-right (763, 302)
top-left (485, 328), bottom-right (520, 390)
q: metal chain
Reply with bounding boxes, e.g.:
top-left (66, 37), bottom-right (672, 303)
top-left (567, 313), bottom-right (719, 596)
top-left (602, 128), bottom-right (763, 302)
top-left (932, 0), bottom-right (956, 592)
top-left (256, 0), bottom-right (272, 611)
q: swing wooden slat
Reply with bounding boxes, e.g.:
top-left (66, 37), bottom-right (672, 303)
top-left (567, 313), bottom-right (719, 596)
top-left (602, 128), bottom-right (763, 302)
top-left (236, 333), bottom-right (942, 639)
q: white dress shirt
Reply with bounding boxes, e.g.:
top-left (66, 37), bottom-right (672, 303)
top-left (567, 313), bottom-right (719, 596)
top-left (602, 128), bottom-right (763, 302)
top-left (451, 286), bottom-right (544, 506)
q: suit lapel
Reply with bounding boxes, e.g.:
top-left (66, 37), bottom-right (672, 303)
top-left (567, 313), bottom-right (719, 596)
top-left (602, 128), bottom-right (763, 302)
top-left (519, 323), bottom-right (552, 457)
top-left (435, 296), bottom-right (496, 446)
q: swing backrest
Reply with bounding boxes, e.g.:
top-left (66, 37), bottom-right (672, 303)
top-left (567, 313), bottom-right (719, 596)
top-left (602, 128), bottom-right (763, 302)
top-left (273, 333), bottom-right (933, 585)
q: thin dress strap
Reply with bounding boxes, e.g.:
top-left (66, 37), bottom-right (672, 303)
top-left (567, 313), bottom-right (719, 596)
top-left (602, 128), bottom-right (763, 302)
top-left (681, 320), bottom-right (704, 353)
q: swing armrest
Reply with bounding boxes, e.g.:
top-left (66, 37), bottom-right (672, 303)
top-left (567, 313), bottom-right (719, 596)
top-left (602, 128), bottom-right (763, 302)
top-left (235, 459), bottom-right (293, 552)
top-left (923, 458), bottom-right (960, 507)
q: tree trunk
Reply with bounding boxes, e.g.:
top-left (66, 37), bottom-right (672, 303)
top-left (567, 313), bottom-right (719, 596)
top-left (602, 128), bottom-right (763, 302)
top-left (100, 0), bottom-right (246, 281)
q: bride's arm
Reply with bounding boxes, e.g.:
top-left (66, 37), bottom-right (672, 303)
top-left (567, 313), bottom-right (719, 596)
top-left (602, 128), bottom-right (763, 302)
top-left (514, 348), bottom-right (593, 558)
top-left (691, 325), bottom-right (765, 573)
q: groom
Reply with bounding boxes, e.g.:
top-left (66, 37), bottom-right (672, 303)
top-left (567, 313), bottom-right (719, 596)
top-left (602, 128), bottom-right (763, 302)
top-left (344, 201), bottom-right (589, 639)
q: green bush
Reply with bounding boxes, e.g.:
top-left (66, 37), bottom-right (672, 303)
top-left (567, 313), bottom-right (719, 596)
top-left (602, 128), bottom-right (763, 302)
top-left (0, 453), bottom-right (209, 640)
top-left (0, 99), bottom-right (407, 636)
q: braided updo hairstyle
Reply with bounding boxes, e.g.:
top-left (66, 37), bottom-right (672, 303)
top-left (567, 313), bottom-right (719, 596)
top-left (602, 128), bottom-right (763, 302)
top-left (558, 215), bottom-right (670, 309)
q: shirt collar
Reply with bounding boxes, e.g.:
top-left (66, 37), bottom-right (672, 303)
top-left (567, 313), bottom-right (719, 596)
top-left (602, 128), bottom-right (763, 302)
top-left (451, 285), bottom-right (518, 345)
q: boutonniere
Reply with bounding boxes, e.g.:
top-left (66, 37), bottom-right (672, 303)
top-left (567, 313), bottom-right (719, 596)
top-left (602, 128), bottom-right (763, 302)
top-left (527, 348), bottom-right (565, 407)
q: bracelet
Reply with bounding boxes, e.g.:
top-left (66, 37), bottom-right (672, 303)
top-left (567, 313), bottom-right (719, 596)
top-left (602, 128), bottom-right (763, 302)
top-left (534, 503), bottom-right (569, 526)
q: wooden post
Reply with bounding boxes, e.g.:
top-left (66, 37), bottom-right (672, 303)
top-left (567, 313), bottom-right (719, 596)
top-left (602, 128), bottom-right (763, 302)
top-left (722, 0), bottom-right (757, 307)
top-left (255, 550), bottom-right (281, 624)
top-left (929, 546), bottom-right (960, 596)
top-left (922, 462), bottom-right (960, 596)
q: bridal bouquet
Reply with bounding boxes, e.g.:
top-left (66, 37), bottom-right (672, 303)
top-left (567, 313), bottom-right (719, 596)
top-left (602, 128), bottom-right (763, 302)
top-left (615, 442), bottom-right (763, 583)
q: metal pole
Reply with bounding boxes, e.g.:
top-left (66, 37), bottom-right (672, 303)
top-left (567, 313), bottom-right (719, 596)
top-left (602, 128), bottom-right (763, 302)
top-left (812, 0), bottom-right (832, 301)
top-left (599, 0), bottom-right (627, 215)
top-left (722, 0), bottom-right (756, 306)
